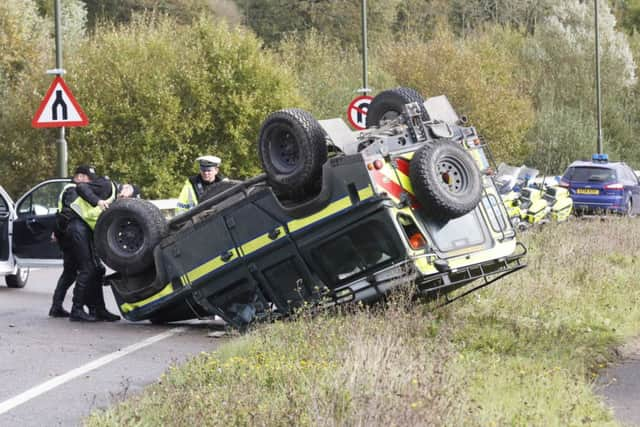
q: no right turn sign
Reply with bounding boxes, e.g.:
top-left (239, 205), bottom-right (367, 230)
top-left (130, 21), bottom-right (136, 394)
top-left (347, 95), bottom-right (373, 130)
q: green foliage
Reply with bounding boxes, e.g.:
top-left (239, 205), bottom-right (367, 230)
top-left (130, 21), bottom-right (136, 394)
top-left (86, 219), bottom-right (640, 426)
top-left (80, 0), bottom-right (242, 28)
top-left (241, 0), bottom-right (403, 47)
top-left (87, 296), bottom-right (470, 426)
top-left (0, 0), bottom-right (49, 90)
top-left (67, 15), bottom-right (301, 199)
top-left (0, 1), bottom-right (57, 195)
top-left (448, 0), bottom-right (554, 35)
top-left (377, 26), bottom-right (535, 164)
top-left (525, 104), bottom-right (597, 174)
top-left (275, 30), bottom-right (397, 121)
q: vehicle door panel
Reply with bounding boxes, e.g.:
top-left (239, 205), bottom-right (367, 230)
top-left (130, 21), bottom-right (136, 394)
top-left (623, 167), bottom-right (640, 213)
top-left (222, 192), bottom-right (317, 313)
top-left (0, 188), bottom-right (12, 267)
top-left (12, 179), bottom-right (70, 267)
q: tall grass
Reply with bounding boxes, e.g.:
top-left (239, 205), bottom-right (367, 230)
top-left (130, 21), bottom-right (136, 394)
top-left (87, 218), bottom-right (640, 426)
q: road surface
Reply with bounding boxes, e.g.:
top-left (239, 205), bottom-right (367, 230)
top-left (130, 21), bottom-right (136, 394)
top-left (0, 268), bottom-right (225, 426)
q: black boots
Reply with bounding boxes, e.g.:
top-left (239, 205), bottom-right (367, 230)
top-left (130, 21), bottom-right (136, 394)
top-left (90, 306), bottom-right (120, 322)
top-left (49, 305), bottom-right (70, 318)
top-left (69, 304), bottom-right (97, 322)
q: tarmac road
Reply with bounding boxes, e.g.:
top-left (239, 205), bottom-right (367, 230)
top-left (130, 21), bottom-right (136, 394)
top-left (597, 340), bottom-right (640, 426)
top-left (0, 268), bottom-right (225, 427)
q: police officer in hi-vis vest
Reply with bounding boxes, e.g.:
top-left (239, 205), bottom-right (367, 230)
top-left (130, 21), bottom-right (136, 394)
top-left (176, 155), bottom-right (225, 213)
top-left (50, 165), bottom-right (119, 322)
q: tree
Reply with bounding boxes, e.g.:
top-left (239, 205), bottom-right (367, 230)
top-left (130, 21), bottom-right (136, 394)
top-left (524, 0), bottom-right (637, 168)
top-left (240, 0), bottom-right (402, 47)
top-left (377, 26), bottom-right (535, 164)
top-left (276, 30), bottom-right (397, 120)
top-left (64, 15), bottom-right (302, 198)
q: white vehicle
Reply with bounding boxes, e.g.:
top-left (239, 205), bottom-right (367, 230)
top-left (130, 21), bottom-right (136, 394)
top-left (1, 179), bottom-right (70, 288)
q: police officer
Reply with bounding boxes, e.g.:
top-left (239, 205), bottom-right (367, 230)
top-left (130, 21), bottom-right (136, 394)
top-left (56, 165), bottom-right (119, 322)
top-left (75, 172), bottom-right (121, 322)
top-left (176, 155), bottom-right (225, 213)
top-left (48, 167), bottom-right (92, 317)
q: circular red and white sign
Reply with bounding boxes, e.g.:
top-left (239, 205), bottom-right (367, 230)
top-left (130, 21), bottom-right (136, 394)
top-left (346, 95), bottom-right (374, 130)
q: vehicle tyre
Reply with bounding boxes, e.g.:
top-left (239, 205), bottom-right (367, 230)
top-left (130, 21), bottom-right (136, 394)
top-left (258, 109), bottom-right (327, 200)
top-left (409, 141), bottom-right (482, 220)
top-left (366, 87), bottom-right (427, 128)
top-left (95, 198), bottom-right (167, 275)
top-left (627, 198), bottom-right (636, 218)
top-left (5, 267), bottom-right (29, 288)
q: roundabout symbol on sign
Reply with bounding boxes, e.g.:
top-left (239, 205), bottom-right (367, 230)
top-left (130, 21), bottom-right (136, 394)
top-left (347, 95), bottom-right (373, 130)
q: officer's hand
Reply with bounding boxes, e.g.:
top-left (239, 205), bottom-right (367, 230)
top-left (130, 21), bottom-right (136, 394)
top-left (98, 200), bottom-right (110, 210)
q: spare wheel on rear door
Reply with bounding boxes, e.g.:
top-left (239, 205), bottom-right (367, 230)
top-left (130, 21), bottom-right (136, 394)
top-left (409, 141), bottom-right (482, 221)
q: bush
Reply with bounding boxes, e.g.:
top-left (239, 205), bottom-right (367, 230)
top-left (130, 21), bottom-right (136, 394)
top-left (377, 26), bottom-right (535, 165)
top-left (67, 14), bottom-right (302, 198)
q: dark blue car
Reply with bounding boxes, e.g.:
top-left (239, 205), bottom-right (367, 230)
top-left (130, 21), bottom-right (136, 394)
top-left (560, 154), bottom-right (640, 216)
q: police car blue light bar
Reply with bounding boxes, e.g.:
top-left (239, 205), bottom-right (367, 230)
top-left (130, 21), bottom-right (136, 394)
top-left (592, 153), bottom-right (609, 162)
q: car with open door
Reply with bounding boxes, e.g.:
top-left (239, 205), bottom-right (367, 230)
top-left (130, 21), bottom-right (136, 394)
top-left (0, 179), bottom-right (70, 288)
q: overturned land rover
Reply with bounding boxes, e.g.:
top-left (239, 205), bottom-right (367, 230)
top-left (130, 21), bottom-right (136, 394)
top-left (95, 87), bottom-right (526, 329)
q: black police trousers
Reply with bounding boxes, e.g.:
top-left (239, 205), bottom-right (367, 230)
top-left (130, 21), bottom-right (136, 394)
top-left (66, 219), bottom-right (100, 308)
top-left (51, 230), bottom-right (78, 307)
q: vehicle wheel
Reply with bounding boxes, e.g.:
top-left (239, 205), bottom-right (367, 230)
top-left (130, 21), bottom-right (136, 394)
top-left (366, 87), bottom-right (427, 128)
top-left (258, 109), bottom-right (327, 200)
top-left (5, 267), bottom-right (29, 288)
top-left (409, 141), bottom-right (482, 220)
top-left (627, 199), bottom-right (636, 218)
top-left (95, 198), bottom-right (168, 275)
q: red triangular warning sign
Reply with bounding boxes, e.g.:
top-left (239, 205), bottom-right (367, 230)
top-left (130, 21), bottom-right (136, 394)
top-left (32, 76), bottom-right (89, 128)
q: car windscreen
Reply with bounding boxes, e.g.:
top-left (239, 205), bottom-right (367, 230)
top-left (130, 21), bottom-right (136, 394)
top-left (564, 166), bottom-right (617, 183)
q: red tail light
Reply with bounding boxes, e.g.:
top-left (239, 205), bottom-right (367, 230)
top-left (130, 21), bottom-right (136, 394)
top-left (409, 232), bottom-right (427, 250)
top-left (604, 183), bottom-right (624, 190)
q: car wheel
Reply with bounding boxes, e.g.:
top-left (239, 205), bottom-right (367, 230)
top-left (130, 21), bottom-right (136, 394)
top-left (95, 198), bottom-right (167, 275)
top-left (627, 199), bottom-right (636, 218)
top-left (258, 108), bottom-right (327, 201)
top-left (409, 141), bottom-right (482, 220)
top-left (366, 87), bottom-right (427, 128)
top-left (5, 267), bottom-right (29, 288)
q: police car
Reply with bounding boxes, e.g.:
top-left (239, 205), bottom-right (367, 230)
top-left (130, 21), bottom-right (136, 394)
top-left (560, 154), bottom-right (640, 216)
top-left (89, 88), bottom-right (526, 329)
top-left (0, 180), bottom-right (70, 288)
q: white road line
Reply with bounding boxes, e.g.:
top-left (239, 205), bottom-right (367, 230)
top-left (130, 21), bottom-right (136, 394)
top-left (0, 327), bottom-right (186, 416)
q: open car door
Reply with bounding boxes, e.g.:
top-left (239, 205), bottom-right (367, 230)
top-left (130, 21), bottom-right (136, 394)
top-left (12, 179), bottom-right (70, 268)
top-left (0, 185), bottom-right (16, 275)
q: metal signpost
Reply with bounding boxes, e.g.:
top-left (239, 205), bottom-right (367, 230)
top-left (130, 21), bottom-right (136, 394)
top-left (595, 0), bottom-right (603, 154)
top-left (32, 0), bottom-right (89, 178)
top-left (54, 0), bottom-right (67, 177)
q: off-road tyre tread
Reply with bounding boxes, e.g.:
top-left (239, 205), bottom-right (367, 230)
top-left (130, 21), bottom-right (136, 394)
top-left (258, 108), bottom-right (327, 200)
top-left (366, 87), bottom-right (428, 128)
top-left (409, 142), bottom-right (482, 221)
top-left (95, 198), bottom-right (167, 275)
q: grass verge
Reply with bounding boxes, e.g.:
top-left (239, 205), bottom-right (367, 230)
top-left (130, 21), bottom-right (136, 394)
top-left (87, 218), bottom-right (640, 426)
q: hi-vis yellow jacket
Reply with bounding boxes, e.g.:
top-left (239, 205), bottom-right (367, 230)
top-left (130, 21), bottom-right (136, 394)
top-left (70, 182), bottom-right (117, 230)
top-left (177, 179), bottom-right (198, 214)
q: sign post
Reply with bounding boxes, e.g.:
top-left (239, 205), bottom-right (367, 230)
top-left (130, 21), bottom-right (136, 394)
top-left (54, 0), bottom-right (67, 178)
top-left (32, 0), bottom-right (89, 177)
